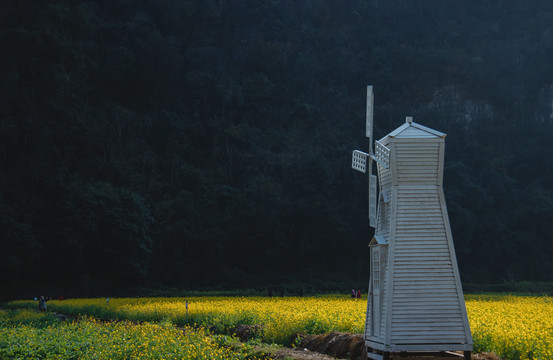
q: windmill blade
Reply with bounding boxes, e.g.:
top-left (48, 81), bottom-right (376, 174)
top-left (352, 150), bottom-right (369, 173)
top-left (352, 85), bottom-right (377, 227)
top-left (366, 86), bottom-right (374, 154)
top-left (368, 159), bottom-right (377, 228)
top-left (372, 140), bottom-right (390, 169)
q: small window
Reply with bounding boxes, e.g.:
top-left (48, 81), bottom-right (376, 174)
top-left (372, 247), bottom-right (380, 291)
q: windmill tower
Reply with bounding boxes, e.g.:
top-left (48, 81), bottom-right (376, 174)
top-left (352, 86), bottom-right (472, 360)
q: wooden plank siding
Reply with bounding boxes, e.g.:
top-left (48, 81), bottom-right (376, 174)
top-left (380, 247), bottom-right (389, 338)
top-left (366, 243), bottom-right (390, 343)
top-left (384, 185), bottom-right (399, 348)
top-left (389, 186), bottom-right (469, 346)
top-left (376, 199), bottom-right (391, 243)
top-left (364, 278), bottom-right (373, 341)
top-left (378, 163), bottom-right (393, 189)
top-left (390, 184), bottom-right (467, 345)
top-left (376, 142), bottom-right (393, 244)
top-left (365, 122), bottom-right (472, 356)
top-left (394, 141), bottom-right (442, 185)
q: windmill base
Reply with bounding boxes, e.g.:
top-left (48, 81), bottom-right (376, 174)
top-left (366, 348), bottom-right (471, 360)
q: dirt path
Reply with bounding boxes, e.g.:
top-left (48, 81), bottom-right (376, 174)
top-left (295, 332), bottom-right (501, 360)
top-left (272, 346), bottom-right (501, 360)
top-left (271, 347), bottom-right (345, 360)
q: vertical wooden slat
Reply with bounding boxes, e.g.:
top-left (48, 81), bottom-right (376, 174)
top-left (369, 174), bottom-right (377, 227)
top-left (385, 185), bottom-right (398, 346)
top-left (438, 141), bottom-right (445, 186)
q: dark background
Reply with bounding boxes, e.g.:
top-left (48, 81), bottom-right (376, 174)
top-left (2, 0), bottom-right (553, 298)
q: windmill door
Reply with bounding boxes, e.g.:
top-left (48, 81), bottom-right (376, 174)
top-left (371, 245), bottom-right (381, 337)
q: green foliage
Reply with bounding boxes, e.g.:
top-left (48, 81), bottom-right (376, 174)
top-left (2, 0), bottom-right (553, 296)
top-left (0, 195), bottom-right (39, 283)
top-left (0, 309), bottom-right (58, 326)
top-left (0, 313), bottom-right (259, 360)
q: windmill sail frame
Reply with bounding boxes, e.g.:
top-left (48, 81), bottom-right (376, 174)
top-left (352, 85), bottom-right (389, 229)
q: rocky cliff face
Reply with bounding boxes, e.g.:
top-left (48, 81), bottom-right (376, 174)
top-left (421, 86), bottom-right (495, 128)
top-left (423, 84), bottom-right (553, 128)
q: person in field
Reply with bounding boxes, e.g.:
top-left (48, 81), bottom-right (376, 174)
top-left (38, 296), bottom-right (47, 312)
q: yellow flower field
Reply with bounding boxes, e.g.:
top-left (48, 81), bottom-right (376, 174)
top-left (8, 296), bottom-right (367, 344)
top-left (465, 295), bottom-right (553, 359)
top-left (0, 311), bottom-right (267, 360)
top-left (6, 294), bottom-right (553, 359)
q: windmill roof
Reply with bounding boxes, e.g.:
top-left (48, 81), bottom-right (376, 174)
top-left (370, 235), bottom-right (387, 245)
top-left (382, 121), bottom-right (446, 141)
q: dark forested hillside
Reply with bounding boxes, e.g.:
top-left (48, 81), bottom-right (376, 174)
top-left (2, 0), bottom-right (553, 297)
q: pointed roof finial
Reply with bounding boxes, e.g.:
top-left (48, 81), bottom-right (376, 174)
top-left (406, 116), bottom-right (413, 124)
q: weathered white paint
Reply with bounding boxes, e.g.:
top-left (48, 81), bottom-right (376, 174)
top-left (369, 173), bottom-right (377, 226)
top-left (366, 85), bottom-right (374, 141)
top-left (352, 150), bottom-right (369, 173)
top-left (363, 118), bottom-right (472, 357)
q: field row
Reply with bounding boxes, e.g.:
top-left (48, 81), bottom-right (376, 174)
top-left (6, 296), bottom-right (367, 345)
top-left (0, 309), bottom-right (270, 360)
top-left (4, 294), bottom-right (553, 359)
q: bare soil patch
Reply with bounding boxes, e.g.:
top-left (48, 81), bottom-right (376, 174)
top-left (296, 332), bottom-right (501, 360)
top-left (298, 331), bottom-right (365, 359)
top-left (271, 347), bottom-right (346, 360)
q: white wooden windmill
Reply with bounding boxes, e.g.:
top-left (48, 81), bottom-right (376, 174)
top-left (352, 86), bottom-right (472, 360)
